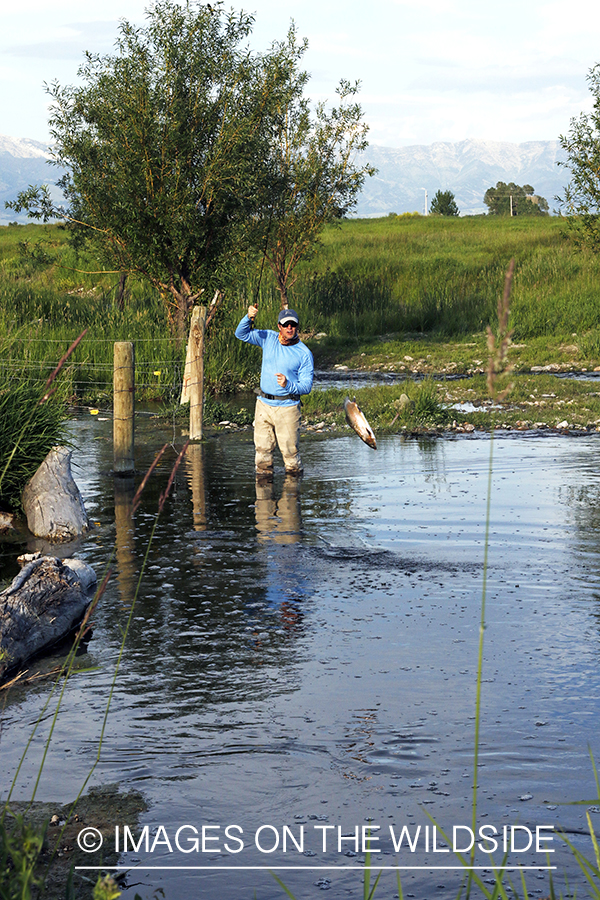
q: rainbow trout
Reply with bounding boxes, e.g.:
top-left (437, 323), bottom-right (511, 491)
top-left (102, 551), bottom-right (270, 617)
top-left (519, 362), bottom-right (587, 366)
top-left (344, 397), bottom-right (377, 450)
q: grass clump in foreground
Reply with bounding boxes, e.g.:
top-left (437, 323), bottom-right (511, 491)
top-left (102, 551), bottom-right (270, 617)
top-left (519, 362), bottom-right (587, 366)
top-left (0, 374), bottom-right (69, 511)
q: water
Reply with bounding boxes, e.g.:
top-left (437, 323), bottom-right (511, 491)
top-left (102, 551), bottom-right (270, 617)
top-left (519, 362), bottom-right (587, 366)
top-left (2, 414), bottom-right (600, 899)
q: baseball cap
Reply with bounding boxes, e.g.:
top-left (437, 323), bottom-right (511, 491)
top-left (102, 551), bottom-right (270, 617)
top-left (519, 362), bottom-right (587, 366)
top-left (278, 309), bottom-right (299, 327)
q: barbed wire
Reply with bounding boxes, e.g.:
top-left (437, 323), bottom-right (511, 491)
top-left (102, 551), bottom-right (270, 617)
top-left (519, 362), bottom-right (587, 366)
top-left (4, 336), bottom-right (184, 343)
top-left (1, 361), bottom-right (186, 372)
top-left (1, 357), bottom-right (188, 395)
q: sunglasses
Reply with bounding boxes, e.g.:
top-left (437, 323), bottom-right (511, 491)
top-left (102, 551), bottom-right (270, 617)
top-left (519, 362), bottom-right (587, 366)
top-left (280, 322), bottom-right (298, 329)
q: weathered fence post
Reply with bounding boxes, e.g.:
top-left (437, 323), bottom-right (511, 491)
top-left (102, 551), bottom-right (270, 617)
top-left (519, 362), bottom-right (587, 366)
top-left (114, 341), bottom-right (135, 474)
top-left (188, 306), bottom-right (206, 441)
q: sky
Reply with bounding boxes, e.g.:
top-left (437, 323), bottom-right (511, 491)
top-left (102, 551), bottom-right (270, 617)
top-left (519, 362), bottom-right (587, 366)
top-left (2, 0), bottom-right (600, 149)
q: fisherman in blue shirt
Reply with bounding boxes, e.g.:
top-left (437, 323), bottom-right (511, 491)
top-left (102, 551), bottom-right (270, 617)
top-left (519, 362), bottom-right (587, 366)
top-left (235, 306), bottom-right (314, 479)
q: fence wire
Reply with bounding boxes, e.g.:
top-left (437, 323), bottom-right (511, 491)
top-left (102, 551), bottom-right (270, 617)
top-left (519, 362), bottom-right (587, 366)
top-left (0, 356), bottom-right (187, 396)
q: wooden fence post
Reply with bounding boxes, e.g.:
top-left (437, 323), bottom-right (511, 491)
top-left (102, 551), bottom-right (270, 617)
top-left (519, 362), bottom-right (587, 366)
top-left (114, 341), bottom-right (135, 474)
top-left (188, 306), bottom-right (206, 441)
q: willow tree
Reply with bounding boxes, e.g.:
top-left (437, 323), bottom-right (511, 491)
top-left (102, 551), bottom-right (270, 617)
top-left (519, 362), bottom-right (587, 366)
top-left (559, 63), bottom-right (600, 248)
top-left (248, 28), bottom-right (376, 309)
top-left (8, 2), bottom-right (299, 340)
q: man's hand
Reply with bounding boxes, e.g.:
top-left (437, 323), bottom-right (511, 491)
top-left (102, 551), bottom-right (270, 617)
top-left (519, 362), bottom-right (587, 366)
top-left (248, 305), bottom-right (258, 320)
top-left (276, 373), bottom-right (287, 388)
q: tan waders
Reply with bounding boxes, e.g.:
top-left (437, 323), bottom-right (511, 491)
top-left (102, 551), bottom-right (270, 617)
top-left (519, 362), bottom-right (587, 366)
top-left (254, 398), bottom-right (303, 476)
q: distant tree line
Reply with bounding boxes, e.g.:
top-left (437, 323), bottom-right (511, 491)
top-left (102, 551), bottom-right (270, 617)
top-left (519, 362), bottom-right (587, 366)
top-left (417, 183), bottom-right (552, 219)
top-left (484, 182), bottom-right (549, 216)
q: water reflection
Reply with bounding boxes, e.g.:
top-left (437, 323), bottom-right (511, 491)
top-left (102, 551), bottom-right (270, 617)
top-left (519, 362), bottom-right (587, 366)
top-left (114, 475), bottom-right (136, 606)
top-left (4, 419), bottom-right (600, 900)
top-left (253, 475), bottom-right (307, 637)
top-left (255, 475), bottom-right (302, 545)
top-left (184, 443), bottom-right (207, 531)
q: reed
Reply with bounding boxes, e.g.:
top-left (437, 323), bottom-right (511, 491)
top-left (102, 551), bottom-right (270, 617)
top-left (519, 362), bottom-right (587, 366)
top-left (0, 376), bottom-right (69, 510)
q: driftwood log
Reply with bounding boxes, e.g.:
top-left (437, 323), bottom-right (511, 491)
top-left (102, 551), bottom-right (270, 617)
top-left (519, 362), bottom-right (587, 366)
top-left (0, 553), bottom-right (97, 683)
top-left (22, 447), bottom-right (89, 541)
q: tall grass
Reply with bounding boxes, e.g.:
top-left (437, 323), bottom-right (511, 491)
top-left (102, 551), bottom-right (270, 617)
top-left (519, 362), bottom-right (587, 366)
top-left (0, 360), bottom-right (70, 510)
top-left (3, 215), bottom-right (600, 398)
top-left (288, 215), bottom-right (600, 340)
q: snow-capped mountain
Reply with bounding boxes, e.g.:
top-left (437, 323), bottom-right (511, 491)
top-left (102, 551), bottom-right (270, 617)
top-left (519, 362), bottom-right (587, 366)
top-left (0, 134), bottom-right (59, 224)
top-left (0, 132), bottom-right (569, 223)
top-left (355, 139), bottom-right (568, 217)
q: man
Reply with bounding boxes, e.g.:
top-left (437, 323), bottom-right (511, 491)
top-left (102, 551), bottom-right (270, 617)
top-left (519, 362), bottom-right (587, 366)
top-left (235, 306), bottom-right (314, 478)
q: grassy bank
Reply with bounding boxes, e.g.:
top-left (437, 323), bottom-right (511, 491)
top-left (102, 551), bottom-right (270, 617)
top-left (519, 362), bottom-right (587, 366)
top-left (295, 373), bottom-right (600, 437)
top-left (2, 216), bottom-right (600, 415)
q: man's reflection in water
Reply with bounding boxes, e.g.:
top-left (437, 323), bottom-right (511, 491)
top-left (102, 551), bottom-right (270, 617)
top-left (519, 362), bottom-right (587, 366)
top-left (254, 474), bottom-right (306, 634)
top-left (255, 474), bottom-right (302, 545)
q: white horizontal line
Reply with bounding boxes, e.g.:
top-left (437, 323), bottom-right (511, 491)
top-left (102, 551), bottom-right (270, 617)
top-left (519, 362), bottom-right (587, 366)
top-left (75, 865), bottom-right (557, 872)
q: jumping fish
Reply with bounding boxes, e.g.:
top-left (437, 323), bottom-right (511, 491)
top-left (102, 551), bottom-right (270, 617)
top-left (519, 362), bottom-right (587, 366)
top-left (344, 397), bottom-right (377, 450)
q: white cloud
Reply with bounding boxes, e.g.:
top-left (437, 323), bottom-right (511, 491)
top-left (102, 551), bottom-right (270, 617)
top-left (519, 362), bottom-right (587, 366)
top-left (1, 0), bottom-right (599, 146)
top-left (540, 0), bottom-right (600, 45)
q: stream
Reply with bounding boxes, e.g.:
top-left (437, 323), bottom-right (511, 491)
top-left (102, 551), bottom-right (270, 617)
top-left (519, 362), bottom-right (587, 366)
top-left (2, 412), bottom-right (600, 899)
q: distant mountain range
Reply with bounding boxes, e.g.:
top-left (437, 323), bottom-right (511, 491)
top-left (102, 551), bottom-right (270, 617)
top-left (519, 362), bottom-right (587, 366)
top-left (0, 132), bottom-right (568, 223)
top-left (0, 134), bottom-right (60, 224)
top-left (355, 139), bottom-right (568, 217)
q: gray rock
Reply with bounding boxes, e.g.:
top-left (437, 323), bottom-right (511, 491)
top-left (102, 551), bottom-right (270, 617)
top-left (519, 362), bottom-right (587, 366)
top-left (22, 448), bottom-right (89, 541)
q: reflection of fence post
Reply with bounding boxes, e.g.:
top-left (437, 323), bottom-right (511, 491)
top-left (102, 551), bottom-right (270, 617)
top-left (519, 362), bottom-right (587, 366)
top-left (185, 443), bottom-right (207, 531)
top-left (114, 475), bottom-right (136, 604)
top-left (189, 306), bottom-right (206, 441)
top-left (114, 341), bottom-right (135, 474)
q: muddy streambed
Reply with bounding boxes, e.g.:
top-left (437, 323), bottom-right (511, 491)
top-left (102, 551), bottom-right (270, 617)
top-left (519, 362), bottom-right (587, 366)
top-left (2, 414), bottom-right (600, 900)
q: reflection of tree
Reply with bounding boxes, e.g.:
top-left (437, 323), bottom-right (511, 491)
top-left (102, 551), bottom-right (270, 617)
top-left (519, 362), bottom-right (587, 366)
top-left (339, 708), bottom-right (379, 783)
top-left (558, 475), bottom-right (600, 609)
top-left (416, 436), bottom-right (447, 490)
top-left (548, 455), bottom-right (600, 645)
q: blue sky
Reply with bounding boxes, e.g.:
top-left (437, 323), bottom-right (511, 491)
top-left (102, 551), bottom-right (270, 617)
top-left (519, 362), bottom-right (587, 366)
top-left (2, 0), bottom-right (600, 147)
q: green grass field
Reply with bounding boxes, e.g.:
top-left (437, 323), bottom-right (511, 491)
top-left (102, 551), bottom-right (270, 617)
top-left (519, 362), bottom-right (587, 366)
top-left (1, 215), bottom-right (600, 430)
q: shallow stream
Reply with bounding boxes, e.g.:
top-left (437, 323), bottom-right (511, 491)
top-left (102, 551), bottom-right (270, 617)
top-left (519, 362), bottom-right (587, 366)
top-left (2, 414), bottom-right (600, 899)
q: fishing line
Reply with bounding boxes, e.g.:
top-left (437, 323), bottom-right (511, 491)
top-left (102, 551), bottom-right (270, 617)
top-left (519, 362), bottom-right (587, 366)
top-left (251, 204), bottom-right (274, 326)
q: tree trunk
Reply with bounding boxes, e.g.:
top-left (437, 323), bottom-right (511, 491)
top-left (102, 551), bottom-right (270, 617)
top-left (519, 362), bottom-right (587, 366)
top-left (115, 272), bottom-right (127, 309)
top-left (22, 447), bottom-right (89, 541)
top-left (176, 292), bottom-right (187, 345)
top-left (173, 288), bottom-right (195, 346)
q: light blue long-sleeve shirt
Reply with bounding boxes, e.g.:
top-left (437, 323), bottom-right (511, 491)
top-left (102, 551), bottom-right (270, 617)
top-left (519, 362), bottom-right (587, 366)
top-left (235, 315), bottom-right (314, 406)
